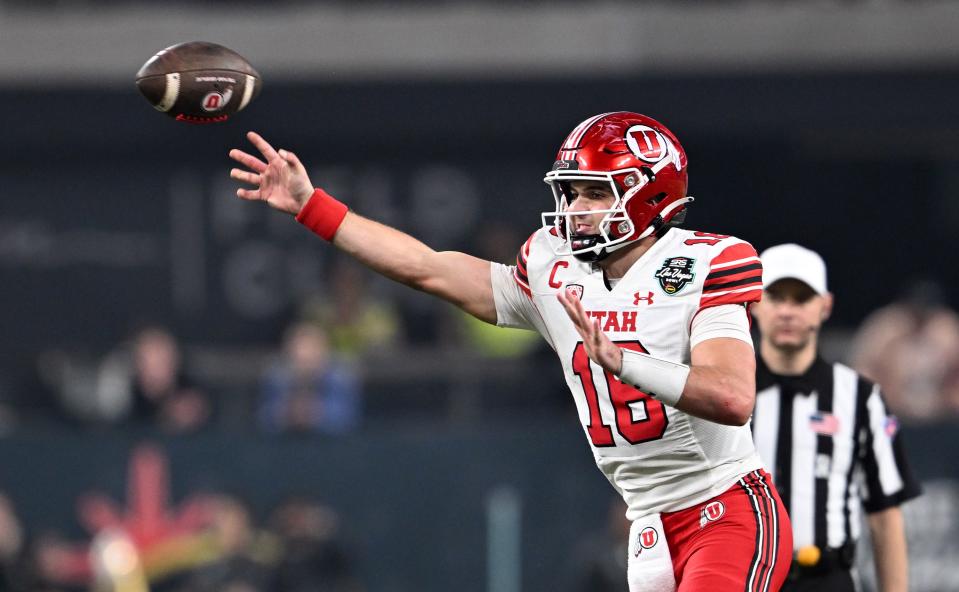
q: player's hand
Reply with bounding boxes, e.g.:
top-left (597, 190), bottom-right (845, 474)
top-left (557, 289), bottom-right (624, 375)
top-left (229, 131), bottom-right (315, 215)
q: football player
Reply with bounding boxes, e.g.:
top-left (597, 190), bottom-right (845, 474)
top-left (229, 112), bottom-right (792, 591)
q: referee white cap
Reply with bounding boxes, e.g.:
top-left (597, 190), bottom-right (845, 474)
top-left (760, 243), bottom-right (828, 295)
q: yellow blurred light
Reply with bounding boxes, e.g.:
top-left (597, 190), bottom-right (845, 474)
top-left (795, 545), bottom-right (821, 567)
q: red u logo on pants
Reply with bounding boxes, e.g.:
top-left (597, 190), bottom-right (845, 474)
top-left (703, 501), bottom-right (725, 523)
top-left (635, 526), bottom-right (659, 556)
top-left (641, 527), bottom-right (658, 549)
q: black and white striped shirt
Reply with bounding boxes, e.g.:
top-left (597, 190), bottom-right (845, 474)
top-left (751, 356), bottom-right (921, 551)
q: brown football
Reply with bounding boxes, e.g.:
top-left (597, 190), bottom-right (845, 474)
top-left (136, 41), bottom-right (261, 124)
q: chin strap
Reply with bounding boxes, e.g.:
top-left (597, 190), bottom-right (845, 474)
top-left (579, 195), bottom-right (696, 260)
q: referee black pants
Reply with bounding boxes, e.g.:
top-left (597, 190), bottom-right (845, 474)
top-left (780, 569), bottom-right (855, 592)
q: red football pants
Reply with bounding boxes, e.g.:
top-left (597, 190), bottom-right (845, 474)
top-left (662, 469), bottom-right (793, 592)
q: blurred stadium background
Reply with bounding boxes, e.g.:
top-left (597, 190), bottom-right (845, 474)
top-left (1, 1), bottom-right (958, 591)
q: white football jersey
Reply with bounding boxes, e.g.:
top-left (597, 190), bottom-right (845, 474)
top-left (492, 227), bottom-right (765, 519)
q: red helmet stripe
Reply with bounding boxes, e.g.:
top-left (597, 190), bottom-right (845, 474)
top-left (562, 112), bottom-right (617, 151)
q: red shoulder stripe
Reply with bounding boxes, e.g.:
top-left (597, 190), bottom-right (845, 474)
top-left (515, 256), bottom-right (529, 284)
top-left (516, 231), bottom-right (537, 275)
top-left (701, 240), bottom-right (762, 297)
top-left (709, 241), bottom-right (759, 270)
top-left (699, 286), bottom-right (763, 308)
top-left (512, 230), bottom-right (537, 300)
top-left (518, 231), bottom-right (535, 266)
top-left (703, 265), bottom-right (763, 294)
top-left (513, 268), bottom-right (532, 299)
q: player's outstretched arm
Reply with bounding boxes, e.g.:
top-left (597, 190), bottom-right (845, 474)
top-left (558, 290), bottom-right (754, 425)
top-left (230, 131), bottom-right (497, 324)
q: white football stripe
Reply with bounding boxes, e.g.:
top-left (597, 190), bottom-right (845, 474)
top-left (239, 75), bottom-right (256, 110)
top-left (156, 72), bottom-right (180, 112)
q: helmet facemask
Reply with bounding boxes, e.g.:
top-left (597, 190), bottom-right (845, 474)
top-left (541, 169), bottom-right (648, 262)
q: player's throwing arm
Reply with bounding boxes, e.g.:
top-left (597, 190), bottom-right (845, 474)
top-left (229, 131), bottom-right (498, 323)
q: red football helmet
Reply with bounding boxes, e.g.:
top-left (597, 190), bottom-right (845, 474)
top-left (542, 112), bottom-right (692, 261)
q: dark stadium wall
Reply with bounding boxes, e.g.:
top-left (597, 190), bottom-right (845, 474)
top-left (1, 69), bottom-right (958, 359)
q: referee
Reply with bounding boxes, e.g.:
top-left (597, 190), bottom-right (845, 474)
top-left (750, 244), bottom-right (921, 592)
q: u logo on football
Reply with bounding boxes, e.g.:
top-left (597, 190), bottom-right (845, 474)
top-left (202, 88), bottom-right (234, 112)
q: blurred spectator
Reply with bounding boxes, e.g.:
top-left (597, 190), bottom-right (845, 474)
top-left (850, 280), bottom-right (959, 421)
top-left (457, 224), bottom-right (540, 358)
top-left (27, 530), bottom-right (88, 592)
top-left (35, 348), bottom-right (115, 428)
top-left (0, 493), bottom-right (31, 591)
top-left (174, 494), bottom-right (278, 592)
top-left (123, 326), bottom-right (212, 432)
top-left (95, 325), bottom-right (212, 432)
top-left (37, 325), bottom-right (212, 432)
top-left (299, 260), bottom-right (403, 359)
top-left (565, 497), bottom-right (630, 592)
top-left (268, 497), bottom-right (363, 592)
top-left (458, 311), bottom-right (541, 359)
top-left (258, 322), bottom-right (361, 435)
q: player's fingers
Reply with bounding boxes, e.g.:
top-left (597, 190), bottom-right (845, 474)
top-left (565, 315), bottom-right (590, 342)
top-left (229, 149), bottom-right (268, 173)
top-left (571, 291), bottom-right (589, 320)
top-left (247, 131), bottom-right (280, 161)
top-left (565, 291), bottom-right (593, 331)
top-left (572, 309), bottom-right (593, 338)
top-left (592, 318), bottom-right (609, 346)
top-left (557, 292), bottom-right (585, 328)
top-left (589, 318), bottom-right (603, 344)
top-left (278, 149), bottom-right (303, 170)
top-left (236, 187), bottom-right (261, 201)
top-left (230, 168), bottom-right (261, 186)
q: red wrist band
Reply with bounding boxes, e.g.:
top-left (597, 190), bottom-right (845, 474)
top-left (295, 188), bottom-right (349, 241)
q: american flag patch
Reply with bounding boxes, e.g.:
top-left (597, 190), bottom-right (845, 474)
top-left (884, 415), bottom-right (900, 437)
top-left (809, 412), bottom-right (840, 435)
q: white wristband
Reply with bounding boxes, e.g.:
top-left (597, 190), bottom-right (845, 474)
top-left (617, 349), bottom-right (690, 407)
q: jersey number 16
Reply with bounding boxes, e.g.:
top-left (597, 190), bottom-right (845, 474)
top-left (573, 341), bottom-right (669, 447)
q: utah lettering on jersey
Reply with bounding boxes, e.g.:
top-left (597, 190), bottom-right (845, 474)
top-left (585, 310), bottom-right (638, 332)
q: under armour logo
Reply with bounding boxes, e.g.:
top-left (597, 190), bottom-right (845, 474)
top-left (633, 291), bottom-right (654, 306)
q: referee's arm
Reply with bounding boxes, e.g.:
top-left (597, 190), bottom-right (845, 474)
top-left (867, 507), bottom-right (908, 592)
top-left (860, 384), bottom-right (922, 592)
